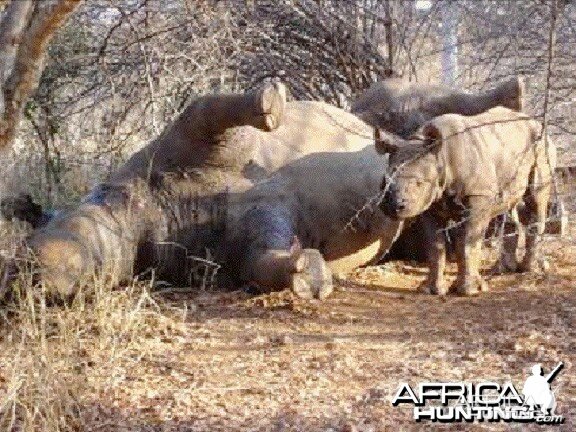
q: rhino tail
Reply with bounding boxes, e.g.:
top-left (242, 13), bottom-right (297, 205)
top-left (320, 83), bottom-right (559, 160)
top-left (490, 75), bottom-right (525, 112)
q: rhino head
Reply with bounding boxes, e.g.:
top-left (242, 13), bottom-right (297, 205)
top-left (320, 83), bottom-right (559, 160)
top-left (375, 124), bottom-right (444, 220)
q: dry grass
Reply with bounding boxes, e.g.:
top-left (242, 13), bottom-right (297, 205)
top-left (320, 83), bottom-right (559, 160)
top-left (0, 265), bottom-right (192, 431)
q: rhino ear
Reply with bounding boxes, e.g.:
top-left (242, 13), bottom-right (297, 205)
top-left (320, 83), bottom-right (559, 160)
top-left (374, 128), bottom-right (401, 154)
top-left (421, 123), bottom-right (443, 148)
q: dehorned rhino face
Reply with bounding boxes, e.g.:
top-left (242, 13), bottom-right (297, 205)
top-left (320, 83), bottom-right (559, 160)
top-left (375, 124), bottom-right (444, 220)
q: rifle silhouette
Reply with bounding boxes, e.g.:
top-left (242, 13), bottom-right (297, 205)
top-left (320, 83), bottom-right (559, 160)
top-left (546, 362), bottom-right (564, 384)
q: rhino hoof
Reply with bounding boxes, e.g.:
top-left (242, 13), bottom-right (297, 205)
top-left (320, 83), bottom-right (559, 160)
top-left (291, 274), bottom-right (315, 300)
top-left (518, 258), bottom-right (549, 274)
top-left (490, 259), bottom-right (518, 275)
top-left (478, 279), bottom-right (488, 292)
top-left (517, 261), bottom-right (537, 274)
top-left (456, 284), bottom-right (477, 296)
top-left (453, 278), bottom-right (485, 296)
top-left (418, 283), bottom-right (446, 296)
top-left (290, 249), bottom-right (333, 300)
top-left (256, 82), bottom-right (287, 131)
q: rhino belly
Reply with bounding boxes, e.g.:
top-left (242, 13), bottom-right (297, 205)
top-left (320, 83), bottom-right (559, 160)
top-left (325, 238), bottom-right (382, 275)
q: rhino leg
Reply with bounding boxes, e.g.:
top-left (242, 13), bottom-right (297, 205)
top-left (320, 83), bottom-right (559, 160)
top-left (290, 248), bottom-right (333, 300)
top-left (428, 76), bottom-right (524, 117)
top-left (249, 246), bottom-right (333, 300)
top-left (499, 224), bottom-right (521, 273)
top-left (519, 182), bottom-right (551, 273)
top-left (250, 82), bottom-right (287, 131)
top-left (231, 204), bottom-right (332, 299)
top-left (452, 197), bottom-right (491, 295)
top-left (178, 81), bottom-right (287, 140)
top-left (490, 209), bottom-right (521, 274)
top-left (485, 76), bottom-right (525, 112)
top-left (418, 214), bottom-right (447, 295)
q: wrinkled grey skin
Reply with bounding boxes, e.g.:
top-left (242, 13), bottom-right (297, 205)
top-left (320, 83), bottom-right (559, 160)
top-left (377, 108), bottom-right (555, 296)
top-left (1, 78), bottom-right (525, 301)
top-left (14, 83), bottom-right (383, 300)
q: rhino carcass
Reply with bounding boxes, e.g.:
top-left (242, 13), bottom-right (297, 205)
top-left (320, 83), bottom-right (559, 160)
top-left (23, 83), bottom-right (385, 299)
top-left (6, 78), bottom-right (524, 300)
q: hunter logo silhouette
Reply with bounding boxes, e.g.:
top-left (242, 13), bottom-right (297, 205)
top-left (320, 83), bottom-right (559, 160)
top-left (522, 362), bottom-right (564, 415)
top-left (392, 360), bottom-right (565, 424)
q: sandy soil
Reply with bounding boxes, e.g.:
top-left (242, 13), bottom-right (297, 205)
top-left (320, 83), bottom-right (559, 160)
top-left (69, 235), bottom-right (576, 432)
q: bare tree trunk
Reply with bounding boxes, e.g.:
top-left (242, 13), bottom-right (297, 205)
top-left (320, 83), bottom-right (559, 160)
top-left (441, 3), bottom-right (458, 84)
top-left (383, 0), bottom-right (394, 72)
top-left (0, 0), bottom-right (81, 153)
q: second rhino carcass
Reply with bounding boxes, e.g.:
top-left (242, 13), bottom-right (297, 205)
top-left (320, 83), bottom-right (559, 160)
top-left (376, 107), bottom-right (556, 295)
top-left (9, 78), bottom-right (524, 300)
top-left (352, 76), bottom-right (524, 138)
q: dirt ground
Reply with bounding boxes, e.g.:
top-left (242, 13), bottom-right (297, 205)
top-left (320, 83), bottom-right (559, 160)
top-left (58, 234), bottom-right (573, 432)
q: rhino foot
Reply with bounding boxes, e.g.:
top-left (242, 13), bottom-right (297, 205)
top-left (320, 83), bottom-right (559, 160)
top-left (291, 249), bottom-right (333, 300)
top-left (417, 282), bottom-right (447, 296)
top-left (254, 82), bottom-right (287, 131)
top-left (451, 276), bottom-right (486, 296)
top-left (490, 258), bottom-right (518, 275)
top-left (517, 258), bottom-right (549, 274)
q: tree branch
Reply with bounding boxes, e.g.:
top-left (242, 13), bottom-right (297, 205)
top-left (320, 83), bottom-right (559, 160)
top-left (0, 0), bottom-right (81, 151)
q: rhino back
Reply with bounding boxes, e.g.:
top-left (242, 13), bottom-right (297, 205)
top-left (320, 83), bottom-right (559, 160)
top-left (432, 107), bottom-right (538, 203)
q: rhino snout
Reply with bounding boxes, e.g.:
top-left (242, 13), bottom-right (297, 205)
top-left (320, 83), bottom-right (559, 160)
top-left (30, 233), bottom-right (94, 297)
top-left (380, 184), bottom-right (406, 219)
